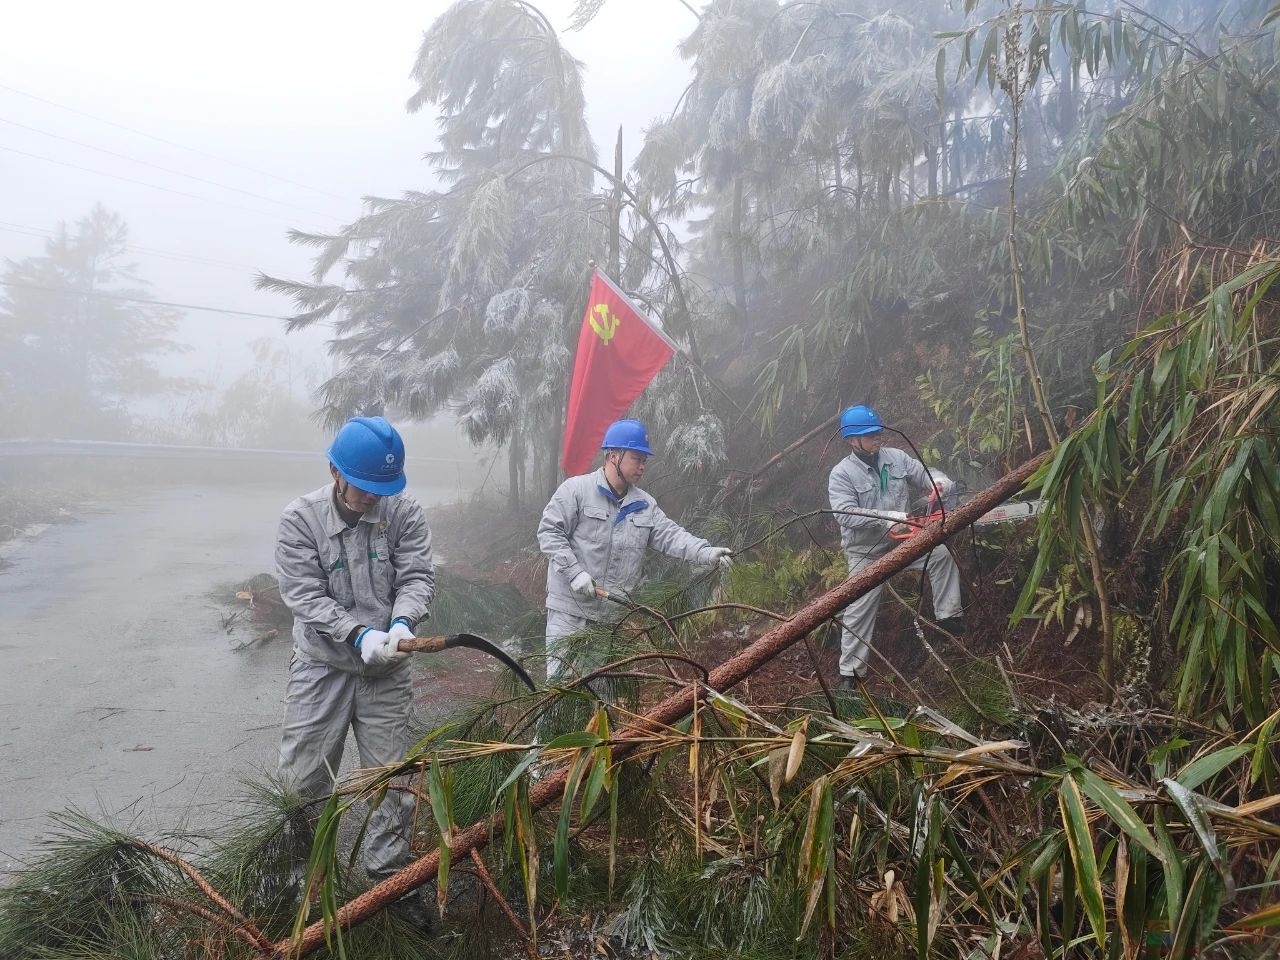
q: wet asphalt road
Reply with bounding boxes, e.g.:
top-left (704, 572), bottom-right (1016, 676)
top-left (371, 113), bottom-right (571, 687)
top-left (0, 478), bottom-right (457, 874)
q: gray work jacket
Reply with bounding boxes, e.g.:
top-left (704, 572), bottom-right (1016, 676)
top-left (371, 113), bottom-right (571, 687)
top-left (538, 468), bottom-right (715, 620)
top-left (828, 448), bottom-right (950, 554)
top-left (275, 484), bottom-right (435, 676)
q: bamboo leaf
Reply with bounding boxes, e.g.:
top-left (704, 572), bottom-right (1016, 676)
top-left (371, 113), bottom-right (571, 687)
top-left (502, 773), bottom-right (519, 861)
top-left (553, 789), bottom-right (573, 897)
top-left (581, 748), bottom-right (609, 822)
top-left (979, 26), bottom-right (1000, 90)
top-left (1127, 370), bottom-right (1146, 448)
top-left (914, 795), bottom-right (939, 960)
top-left (798, 775), bottom-right (823, 883)
top-left (554, 737), bottom-right (595, 896)
top-left (784, 717), bottom-right (808, 784)
top-left (510, 778), bottom-right (537, 937)
top-left (427, 757), bottom-right (454, 914)
top-left (1232, 793), bottom-right (1280, 818)
top-left (497, 750), bottom-right (541, 796)
top-left (1236, 898), bottom-right (1280, 930)
top-left (797, 776), bottom-right (833, 936)
top-left (608, 774), bottom-right (619, 898)
top-left (943, 823), bottom-right (994, 919)
top-left (1028, 833), bottom-right (1065, 880)
top-left (1250, 714), bottom-right (1279, 786)
top-left (1170, 860), bottom-right (1224, 959)
top-left (1160, 779), bottom-right (1225, 875)
top-left (768, 745), bottom-right (787, 811)
top-left (545, 731), bottom-right (603, 750)
top-left (1115, 839), bottom-right (1135, 959)
top-left (1175, 744), bottom-right (1251, 791)
top-left (1073, 768), bottom-right (1162, 860)
top-left (1060, 777), bottom-right (1107, 949)
top-left (1036, 863), bottom-right (1056, 957)
top-left (1152, 344), bottom-right (1178, 394)
top-left (1061, 844), bottom-right (1077, 941)
top-left (581, 708), bottom-right (612, 819)
top-left (1154, 811), bottom-right (1185, 922)
top-left (298, 794), bottom-right (346, 952)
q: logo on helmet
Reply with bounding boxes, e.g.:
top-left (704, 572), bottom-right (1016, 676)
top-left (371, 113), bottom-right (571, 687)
top-left (385, 453), bottom-right (396, 465)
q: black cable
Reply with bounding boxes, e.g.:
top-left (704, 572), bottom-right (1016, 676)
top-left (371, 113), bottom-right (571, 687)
top-left (0, 278), bottom-right (290, 321)
top-left (970, 523), bottom-right (985, 599)
top-left (0, 145), bottom-right (329, 226)
top-left (0, 116), bottom-right (341, 221)
top-left (880, 426), bottom-right (949, 528)
top-left (0, 219), bottom-right (259, 272)
top-left (0, 81), bottom-right (352, 203)
top-left (879, 426), bottom-right (962, 622)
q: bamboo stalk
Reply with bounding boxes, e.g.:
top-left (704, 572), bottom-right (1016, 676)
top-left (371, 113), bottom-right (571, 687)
top-left (1000, 9), bottom-right (1114, 688)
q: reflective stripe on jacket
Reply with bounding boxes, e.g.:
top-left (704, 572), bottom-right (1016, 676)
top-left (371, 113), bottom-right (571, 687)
top-left (275, 484), bottom-right (435, 676)
top-left (828, 448), bottom-right (950, 553)
top-left (538, 468), bottom-right (715, 619)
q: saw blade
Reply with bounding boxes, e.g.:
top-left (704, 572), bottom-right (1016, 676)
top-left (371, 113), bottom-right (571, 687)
top-left (972, 499), bottom-right (1046, 525)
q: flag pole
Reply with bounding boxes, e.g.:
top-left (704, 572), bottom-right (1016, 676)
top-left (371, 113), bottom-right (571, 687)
top-left (609, 126), bottom-right (623, 280)
top-left (612, 281), bottom-right (761, 431)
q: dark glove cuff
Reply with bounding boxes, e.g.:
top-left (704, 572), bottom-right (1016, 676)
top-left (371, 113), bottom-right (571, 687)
top-left (391, 616), bottom-right (415, 630)
top-left (348, 625), bottom-right (370, 648)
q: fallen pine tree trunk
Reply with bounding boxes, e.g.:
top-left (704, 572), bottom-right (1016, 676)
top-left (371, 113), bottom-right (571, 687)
top-left (272, 449), bottom-right (1051, 958)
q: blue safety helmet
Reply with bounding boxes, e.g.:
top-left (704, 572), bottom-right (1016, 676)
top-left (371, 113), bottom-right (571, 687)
top-left (600, 418), bottom-right (653, 456)
top-left (327, 416), bottom-right (407, 495)
top-left (839, 404), bottom-right (884, 437)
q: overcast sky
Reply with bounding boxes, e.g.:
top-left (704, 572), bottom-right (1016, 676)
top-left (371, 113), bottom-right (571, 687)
top-left (0, 0), bottom-right (694, 391)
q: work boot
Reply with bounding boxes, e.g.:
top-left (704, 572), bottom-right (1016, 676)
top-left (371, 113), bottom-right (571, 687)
top-left (281, 862), bottom-right (325, 908)
top-left (900, 636), bottom-right (929, 672)
top-left (837, 674), bottom-right (860, 693)
top-left (931, 617), bottom-right (966, 659)
top-left (388, 890), bottom-right (436, 935)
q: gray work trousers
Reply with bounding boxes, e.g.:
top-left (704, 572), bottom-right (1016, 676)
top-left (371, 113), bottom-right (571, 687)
top-left (545, 609), bottom-right (593, 685)
top-left (839, 545), bottom-right (962, 678)
top-left (544, 608), bottom-right (623, 704)
top-left (277, 658), bottom-right (416, 879)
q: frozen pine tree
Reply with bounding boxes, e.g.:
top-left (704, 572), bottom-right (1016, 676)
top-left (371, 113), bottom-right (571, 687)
top-left (258, 0), bottom-right (602, 508)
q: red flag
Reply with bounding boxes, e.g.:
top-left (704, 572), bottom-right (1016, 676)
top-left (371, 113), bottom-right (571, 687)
top-left (561, 271), bottom-right (677, 475)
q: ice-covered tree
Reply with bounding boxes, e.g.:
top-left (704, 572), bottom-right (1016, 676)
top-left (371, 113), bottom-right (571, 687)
top-left (260, 0), bottom-right (605, 507)
top-left (0, 205), bottom-right (180, 439)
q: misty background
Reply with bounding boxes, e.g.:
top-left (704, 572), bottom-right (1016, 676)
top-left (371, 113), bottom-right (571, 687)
top-left (0, 0), bottom-right (692, 455)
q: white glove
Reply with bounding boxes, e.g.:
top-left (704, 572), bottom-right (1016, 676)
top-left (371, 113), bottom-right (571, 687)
top-left (358, 629), bottom-right (399, 666)
top-left (388, 620), bottom-right (416, 648)
top-left (706, 546), bottom-right (734, 569)
top-left (570, 571), bottom-right (596, 597)
top-left (880, 510), bottom-right (908, 527)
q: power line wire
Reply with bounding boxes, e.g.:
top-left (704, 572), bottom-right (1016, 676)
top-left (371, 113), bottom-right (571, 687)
top-left (0, 277), bottom-right (291, 321)
top-left (0, 81), bottom-right (354, 204)
top-left (0, 220), bottom-right (260, 273)
top-left (0, 115), bottom-right (342, 221)
top-left (1, 143), bottom-right (328, 226)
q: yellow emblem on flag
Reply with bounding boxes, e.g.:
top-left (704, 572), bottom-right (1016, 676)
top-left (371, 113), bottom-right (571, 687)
top-left (588, 302), bottom-right (621, 345)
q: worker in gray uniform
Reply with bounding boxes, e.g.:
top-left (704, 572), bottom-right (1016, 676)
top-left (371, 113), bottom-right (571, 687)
top-left (537, 418), bottom-right (733, 687)
top-left (828, 405), bottom-right (963, 688)
top-left (274, 415), bottom-right (435, 929)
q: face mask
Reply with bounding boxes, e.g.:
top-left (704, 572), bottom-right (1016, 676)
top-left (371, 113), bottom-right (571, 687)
top-left (854, 447), bottom-right (879, 468)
